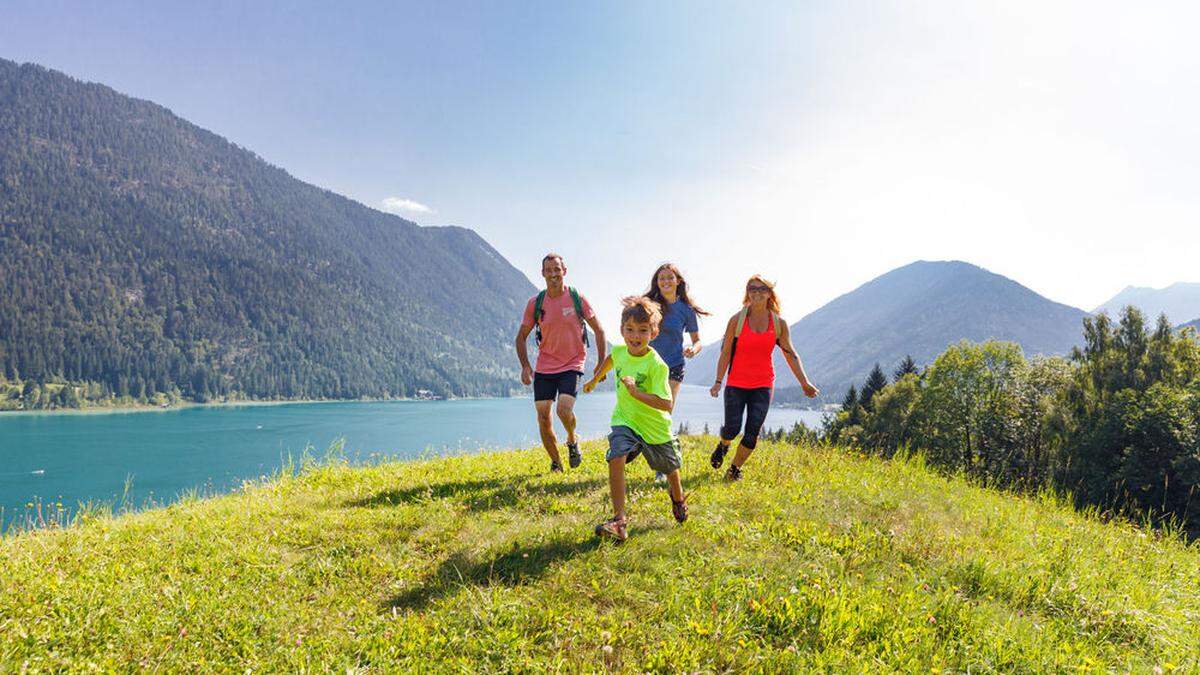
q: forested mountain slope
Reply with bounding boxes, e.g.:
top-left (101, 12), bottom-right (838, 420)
top-left (0, 59), bottom-right (535, 402)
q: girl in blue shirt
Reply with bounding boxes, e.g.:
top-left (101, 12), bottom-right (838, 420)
top-left (644, 262), bottom-right (710, 402)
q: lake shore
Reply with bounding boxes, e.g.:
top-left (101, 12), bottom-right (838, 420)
top-left (0, 394), bottom-right (509, 417)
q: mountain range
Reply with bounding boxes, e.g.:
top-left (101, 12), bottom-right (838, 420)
top-left (0, 58), bottom-right (536, 402)
top-left (3, 58), bottom-right (1194, 409)
top-left (1093, 283), bottom-right (1200, 328)
top-left (691, 261), bottom-right (1090, 403)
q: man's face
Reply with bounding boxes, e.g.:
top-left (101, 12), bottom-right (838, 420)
top-left (542, 258), bottom-right (565, 286)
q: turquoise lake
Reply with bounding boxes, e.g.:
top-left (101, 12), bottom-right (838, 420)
top-left (0, 385), bottom-right (824, 529)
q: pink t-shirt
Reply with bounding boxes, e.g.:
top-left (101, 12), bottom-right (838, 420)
top-left (521, 289), bottom-right (595, 374)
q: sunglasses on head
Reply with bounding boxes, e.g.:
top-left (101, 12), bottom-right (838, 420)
top-left (747, 284), bottom-right (770, 293)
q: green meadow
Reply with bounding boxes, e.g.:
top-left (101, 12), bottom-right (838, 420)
top-left (2, 437), bottom-right (1198, 672)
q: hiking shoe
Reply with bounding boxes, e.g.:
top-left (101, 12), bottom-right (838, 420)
top-left (710, 443), bottom-right (729, 469)
top-left (724, 465), bottom-right (743, 482)
top-left (594, 516), bottom-right (628, 542)
top-left (671, 494), bottom-right (689, 523)
top-left (550, 460), bottom-right (564, 473)
top-left (567, 442), bottom-right (582, 469)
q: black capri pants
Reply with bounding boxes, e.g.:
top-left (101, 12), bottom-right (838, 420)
top-left (720, 386), bottom-right (772, 450)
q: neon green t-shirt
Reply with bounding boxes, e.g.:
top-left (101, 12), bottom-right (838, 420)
top-left (610, 345), bottom-right (674, 444)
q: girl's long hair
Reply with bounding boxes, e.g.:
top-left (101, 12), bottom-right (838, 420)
top-left (741, 274), bottom-right (781, 315)
top-left (644, 263), bottom-right (711, 316)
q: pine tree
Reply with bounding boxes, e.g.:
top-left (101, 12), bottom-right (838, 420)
top-left (860, 363), bottom-right (888, 411)
top-left (893, 355), bottom-right (918, 382)
top-left (841, 384), bottom-right (859, 411)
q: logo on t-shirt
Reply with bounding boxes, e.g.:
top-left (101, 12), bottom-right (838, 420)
top-left (562, 307), bottom-right (575, 317)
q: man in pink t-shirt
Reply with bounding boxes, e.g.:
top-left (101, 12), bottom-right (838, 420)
top-left (516, 253), bottom-right (607, 473)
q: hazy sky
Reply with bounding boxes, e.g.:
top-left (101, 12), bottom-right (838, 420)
top-left (5, 1), bottom-right (1199, 336)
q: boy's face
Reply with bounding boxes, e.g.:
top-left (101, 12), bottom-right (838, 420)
top-left (621, 318), bottom-right (658, 353)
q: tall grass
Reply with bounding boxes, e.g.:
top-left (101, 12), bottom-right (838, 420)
top-left (0, 436), bottom-right (1196, 671)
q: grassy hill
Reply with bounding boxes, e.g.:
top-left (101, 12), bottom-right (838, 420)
top-left (2, 438), bottom-right (1197, 671)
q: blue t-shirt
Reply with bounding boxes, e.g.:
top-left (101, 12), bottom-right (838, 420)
top-left (649, 299), bottom-right (699, 367)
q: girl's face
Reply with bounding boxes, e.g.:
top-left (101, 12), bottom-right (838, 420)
top-left (656, 268), bottom-right (679, 296)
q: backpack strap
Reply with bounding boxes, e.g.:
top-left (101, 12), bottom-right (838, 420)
top-left (533, 290), bottom-right (547, 345)
top-left (568, 287), bottom-right (589, 346)
top-left (734, 307), bottom-right (750, 336)
top-left (727, 308), bottom-right (750, 377)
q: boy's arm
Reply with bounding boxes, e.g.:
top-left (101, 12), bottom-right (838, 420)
top-left (622, 382), bottom-right (673, 411)
top-left (582, 355), bottom-right (614, 393)
top-left (620, 362), bottom-right (672, 411)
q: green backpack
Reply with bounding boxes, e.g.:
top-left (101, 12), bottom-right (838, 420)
top-left (533, 287), bottom-right (589, 347)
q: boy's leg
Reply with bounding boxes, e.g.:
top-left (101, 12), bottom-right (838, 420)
top-left (607, 456), bottom-right (627, 520)
top-left (665, 469), bottom-right (684, 503)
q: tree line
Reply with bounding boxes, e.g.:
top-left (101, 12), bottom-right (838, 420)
top-left (818, 307), bottom-right (1200, 535)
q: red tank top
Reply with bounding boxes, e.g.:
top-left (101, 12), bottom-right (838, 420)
top-left (727, 313), bottom-right (776, 389)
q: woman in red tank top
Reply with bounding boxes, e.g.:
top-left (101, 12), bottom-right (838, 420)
top-left (708, 275), bottom-right (820, 481)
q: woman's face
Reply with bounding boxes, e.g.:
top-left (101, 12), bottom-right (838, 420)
top-left (746, 282), bottom-right (771, 306)
top-left (656, 268), bottom-right (679, 296)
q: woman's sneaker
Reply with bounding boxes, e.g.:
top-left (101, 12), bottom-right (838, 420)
top-left (710, 443), bottom-right (729, 469)
top-left (594, 516), bottom-right (628, 542)
top-left (671, 494), bottom-right (689, 523)
top-left (567, 442), bottom-right (582, 468)
top-left (550, 460), bottom-right (564, 473)
top-left (724, 465), bottom-right (743, 482)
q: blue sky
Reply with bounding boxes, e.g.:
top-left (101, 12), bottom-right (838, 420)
top-left (5, 1), bottom-right (1200, 337)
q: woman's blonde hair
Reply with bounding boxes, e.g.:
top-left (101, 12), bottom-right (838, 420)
top-left (741, 274), bottom-right (781, 314)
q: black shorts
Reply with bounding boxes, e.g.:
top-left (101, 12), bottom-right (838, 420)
top-left (668, 363), bottom-right (685, 383)
top-left (533, 370), bottom-right (582, 401)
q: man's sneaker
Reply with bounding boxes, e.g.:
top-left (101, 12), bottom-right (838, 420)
top-left (654, 472), bottom-right (667, 484)
top-left (724, 464), bottom-right (743, 482)
top-left (594, 516), bottom-right (628, 542)
top-left (671, 494), bottom-right (689, 523)
top-left (550, 460), bottom-right (564, 473)
top-left (710, 443), bottom-right (729, 469)
top-left (567, 442), bottom-right (582, 469)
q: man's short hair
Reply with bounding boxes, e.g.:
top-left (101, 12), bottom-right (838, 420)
top-left (542, 253), bottom-right (564, 268)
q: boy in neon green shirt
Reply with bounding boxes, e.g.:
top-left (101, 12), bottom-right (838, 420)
top-left (582, 297), bottom-right (687, 541)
